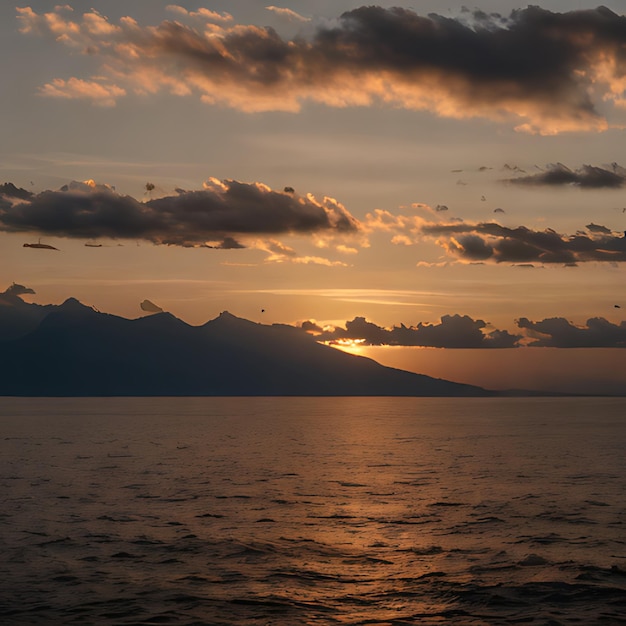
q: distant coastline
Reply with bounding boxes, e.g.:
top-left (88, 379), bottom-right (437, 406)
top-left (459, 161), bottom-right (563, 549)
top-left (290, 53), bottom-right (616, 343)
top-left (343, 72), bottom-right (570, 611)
top-left (0, 291), bottom-right (618, 397)
top-left (0, 293), bottom-right (493, 397)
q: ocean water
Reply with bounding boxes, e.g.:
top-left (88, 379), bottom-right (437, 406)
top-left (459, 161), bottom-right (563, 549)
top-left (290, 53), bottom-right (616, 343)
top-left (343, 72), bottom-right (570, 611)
top-left (1, 397), bottom-right (625, 625)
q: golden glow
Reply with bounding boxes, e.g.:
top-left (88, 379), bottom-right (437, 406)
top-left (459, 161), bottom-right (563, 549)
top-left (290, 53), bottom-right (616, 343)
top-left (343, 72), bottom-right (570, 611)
top-left (39, 78), bottom-right (126, 107)
top-left (351, 346), bottom-right (626, 395)
top-left (327, 338), bottom-right (367, 355)
top-left (20, 6), bottom-right (624, 133)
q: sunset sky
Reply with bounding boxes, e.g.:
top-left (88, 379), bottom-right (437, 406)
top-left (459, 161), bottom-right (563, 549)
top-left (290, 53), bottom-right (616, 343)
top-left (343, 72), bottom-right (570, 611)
top-left (1, 1), bottom-right (626, 394)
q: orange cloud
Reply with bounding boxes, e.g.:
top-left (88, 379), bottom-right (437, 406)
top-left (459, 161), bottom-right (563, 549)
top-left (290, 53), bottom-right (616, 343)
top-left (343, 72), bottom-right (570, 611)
top-left (165, 5), bottom-right (233, 23)
top-left (249, 239), bottom-right (350, 265)
top-left (39, 77), bottom-right (126, 106)
top-left (17, 5), bottom-right (626, 133)
top-left (265, 6), bottom-right (310, 23)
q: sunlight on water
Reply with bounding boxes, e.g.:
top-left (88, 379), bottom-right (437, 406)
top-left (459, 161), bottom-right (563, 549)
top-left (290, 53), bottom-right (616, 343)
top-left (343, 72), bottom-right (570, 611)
top-left (1, 397), bottom-right (625, 624)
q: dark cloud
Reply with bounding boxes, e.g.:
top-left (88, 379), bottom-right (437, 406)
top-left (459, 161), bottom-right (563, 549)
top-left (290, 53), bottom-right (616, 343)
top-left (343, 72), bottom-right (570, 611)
top-left (0, 183), bottom-right (33, 200)
top-left (312, 6), bottom-right (626, 132)
top-left (207, 236), bottom-right (246, 249)
top-left (517, 317), bottom-right (626, 347)
top-left (140, 299), bottom-right (163, 314)
top-left (308, 315), bottom-right (521, 348)
top-left (2, 283), bottom-right (36, 297)
top-left (19, 6), bottom-right (626, 133)
top-left (302, 313), bottom-right (626, 348)
top-left (300, 320), bottom-right (324, 334)
top-left (586, 223), bottom-right (612, 234)
top-left (421, 221), bottom-right (626, 264)
top-left (505, 163), bottom-right (626, 188)
top-left (0, 179), bottom-right (359, 247)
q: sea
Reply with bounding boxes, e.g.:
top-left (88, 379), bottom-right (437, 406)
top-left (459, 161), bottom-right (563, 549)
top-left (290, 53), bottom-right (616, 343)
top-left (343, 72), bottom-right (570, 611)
top-left (1, 397), bottom-right (625, 625)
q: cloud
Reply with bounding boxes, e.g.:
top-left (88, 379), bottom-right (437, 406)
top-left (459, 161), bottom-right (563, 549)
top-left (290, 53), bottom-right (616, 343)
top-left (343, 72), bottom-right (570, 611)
top-left (165, 5), bottom-right (233, 23)
top-left (517, 317), bottom-right (626, 347)
top-left (0, 178), bottom-right (360, 248)
top-left (505, 163), bottom-right (626, 188)
top-left (16, 5), bottom-right (626, 133)
top-left (336, 244), bottom-right (358, 255)
top-left (60, 179), bottom-right (116, 193)
top-left (292, 256), bottom-right (349, 267)
top-left (363, 207), bottom-right (626, 265)
top-left (586, 223), bottom-right (612, 235)
top-left (420, 221), bottom-right (626, 264)
top-left (207, 236), bottom-right (246, 250)
top-left (300, 320), bottom-right (324, 334)
top-left (139, 299), bottom-right (163, 313)
top-left (39, 77), bottom-right (126, 107)
top-left (2, 283), bottom-right (36, 297)
top-left (301, 312), bottom-right (626, 348)
top-left (248, 238), bottom-right (349, 265)
top-left (306, 314), bottom-right (521, 348)
top-left (0, 183), bottom-right (33, 201)
top-left (363, 208), bottom-right (424, 238)
top-left (265, 6), bottom-right (310, 23)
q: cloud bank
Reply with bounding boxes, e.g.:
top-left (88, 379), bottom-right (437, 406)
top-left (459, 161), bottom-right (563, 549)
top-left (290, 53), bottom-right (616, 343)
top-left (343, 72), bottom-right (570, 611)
top-left (420, 221), bottom-right (626, 264)
top-left (517, 317), bottom-right (626, 347)
top-left (505, 163), bottom-right (626, 188)
top-left (0, 178), bottom-right (359, 250)
top-left (302, 314), bottom-right (626, 348)
top-left (364, 207), bottom-right (626, 265)
top-left (305, 315), bottom-right (522, 348)
top-left (17, 5), bottom-right (626, 133)
top-left (9, 178), bottom-right (621, 265)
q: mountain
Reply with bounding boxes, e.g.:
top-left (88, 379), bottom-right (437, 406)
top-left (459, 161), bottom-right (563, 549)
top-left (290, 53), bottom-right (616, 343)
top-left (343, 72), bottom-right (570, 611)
top-left (0, 297), bottom-right (492, 397)
top-left (0, 285), bottom-right (55, 340)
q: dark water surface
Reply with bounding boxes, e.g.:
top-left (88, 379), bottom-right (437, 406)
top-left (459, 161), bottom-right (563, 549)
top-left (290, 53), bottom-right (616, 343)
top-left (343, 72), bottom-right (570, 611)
top-left (1, 397), bottom-right (625, 625)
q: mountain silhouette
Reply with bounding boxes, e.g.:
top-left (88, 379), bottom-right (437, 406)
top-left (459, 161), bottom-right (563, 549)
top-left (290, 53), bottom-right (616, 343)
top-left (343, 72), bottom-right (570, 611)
top-left (0, 285), bottom-right (54, 340)
top-left (0, 296), bottom-right (492, 396)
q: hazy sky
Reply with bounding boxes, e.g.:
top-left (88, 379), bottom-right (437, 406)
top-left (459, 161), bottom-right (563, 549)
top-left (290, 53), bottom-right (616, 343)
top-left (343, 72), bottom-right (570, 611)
top-left (1, 1), bottom-right (626, 394)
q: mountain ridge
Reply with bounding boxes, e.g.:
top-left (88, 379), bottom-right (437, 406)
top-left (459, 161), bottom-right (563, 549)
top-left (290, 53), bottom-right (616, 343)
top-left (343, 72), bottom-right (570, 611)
top-left (0, 295), bottom-right (493, 397)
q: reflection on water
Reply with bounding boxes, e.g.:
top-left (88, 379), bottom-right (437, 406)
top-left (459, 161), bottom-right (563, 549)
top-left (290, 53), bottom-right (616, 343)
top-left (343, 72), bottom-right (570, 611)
top-left (1, 397), bottom-right (625, 624)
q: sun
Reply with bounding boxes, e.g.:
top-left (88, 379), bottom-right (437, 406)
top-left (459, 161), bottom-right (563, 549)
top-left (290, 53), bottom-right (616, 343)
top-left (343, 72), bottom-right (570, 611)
top-left (326, 338), bottom-right (367, 354)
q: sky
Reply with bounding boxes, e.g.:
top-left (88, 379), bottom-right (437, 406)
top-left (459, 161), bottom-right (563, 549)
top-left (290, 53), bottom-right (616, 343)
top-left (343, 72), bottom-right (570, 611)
top-left (1, 1), bottom-right (626, 394)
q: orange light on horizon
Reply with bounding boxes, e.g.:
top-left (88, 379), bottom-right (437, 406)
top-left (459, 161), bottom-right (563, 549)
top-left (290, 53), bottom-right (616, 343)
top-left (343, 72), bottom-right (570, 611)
top-left (326, 338), bottom-right (367, 354)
